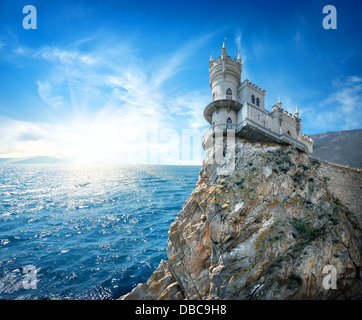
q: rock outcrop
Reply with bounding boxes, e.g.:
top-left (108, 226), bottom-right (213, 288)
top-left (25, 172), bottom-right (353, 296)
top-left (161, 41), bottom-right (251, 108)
top-left (121, 139), bottom-right (362, 300)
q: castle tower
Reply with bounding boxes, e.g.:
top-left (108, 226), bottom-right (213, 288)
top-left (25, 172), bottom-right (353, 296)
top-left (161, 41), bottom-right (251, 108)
top-left (203, 40), bottom-right (313, 154)
top-left (204, 39), bottom-right (243, 129)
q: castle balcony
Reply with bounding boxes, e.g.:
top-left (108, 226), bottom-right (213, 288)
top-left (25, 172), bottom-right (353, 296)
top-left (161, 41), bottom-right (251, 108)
top-left (209, 122), bottom-right (237, 131)
top-left (235, 118), bottom-right (312, 153)
top-left (202, 117), bottom-right (312, 154)
top-left (203, 95), bottom-right (243, 124)
top-left (202, 122), bottom-right (237, 150)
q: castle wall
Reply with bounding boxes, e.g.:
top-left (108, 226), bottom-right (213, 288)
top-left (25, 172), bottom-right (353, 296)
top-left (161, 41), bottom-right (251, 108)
top-left (245, 103), bottom-right (273, 130)
top-left (237, 103), bottom-right (248, 124)
top-left (238, 80), bottom-right (265, 109)
top-left (211, 73), bottom-right (239, 100)
top-left (301, 135), bottom-right (314, 153)
top-left (212, 108), bottom-right (237, 126)
top-left (279, 112), bottom-right (298, 139)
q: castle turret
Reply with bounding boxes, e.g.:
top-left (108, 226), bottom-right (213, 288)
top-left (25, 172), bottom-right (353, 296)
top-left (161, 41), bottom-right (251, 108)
top-left (209, 38), bottom-right (242, 103)
top-left (204, 39), bottom-right (243, 128)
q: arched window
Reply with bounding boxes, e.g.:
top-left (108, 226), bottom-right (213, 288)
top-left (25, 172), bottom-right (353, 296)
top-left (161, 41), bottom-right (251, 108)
top-left (226, 117), bottom-right (232, 129)
top-left (251, 95), bottom-right (255, 104)
top-left (256, 98), bottom-right (260, 107)
top-left (226, 88), bottom-right (232, 99)
top-left (212, 92), bottom-right (216, 101)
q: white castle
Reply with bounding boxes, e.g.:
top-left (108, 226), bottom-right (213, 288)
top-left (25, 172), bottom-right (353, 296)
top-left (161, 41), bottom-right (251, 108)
top-left (203, 40), bottom-right (314, 154)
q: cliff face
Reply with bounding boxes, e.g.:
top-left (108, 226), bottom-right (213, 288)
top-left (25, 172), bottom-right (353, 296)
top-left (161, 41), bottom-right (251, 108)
top-left (121, 139), bottom-right (362, 300)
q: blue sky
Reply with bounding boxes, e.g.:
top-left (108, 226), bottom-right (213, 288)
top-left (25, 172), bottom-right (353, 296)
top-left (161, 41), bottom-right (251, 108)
top-left (0, 0), bottom-right (361, 164)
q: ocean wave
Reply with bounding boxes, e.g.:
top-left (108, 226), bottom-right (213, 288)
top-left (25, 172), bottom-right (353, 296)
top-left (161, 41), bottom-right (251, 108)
top-left (0, 164), bottom-right (200, 299)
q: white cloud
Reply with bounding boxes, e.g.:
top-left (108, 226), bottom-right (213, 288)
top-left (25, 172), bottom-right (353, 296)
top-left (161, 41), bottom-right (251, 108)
top-left (233, 29), bottom-right (248, 65)
top-left (330, 76), bottom-right (362, 113)
top-left (275, 95), bottom-right (298, 115)
top-left (169, 91), bottom-right (209, 130)
top-left (0, 117), bottom-right (60, 158)
top-left (36, 47), bottom-right (97, 65)
top-left (0, 33), bottom-right (215, 164)
top-left (79, 54), bottom-right (97, 64)
top-left (151, 33), bottom-right (213, 88)
top-left (37, 80), bottom-right (64, 108)
top-left (304, 75), bottom-right (362, 132)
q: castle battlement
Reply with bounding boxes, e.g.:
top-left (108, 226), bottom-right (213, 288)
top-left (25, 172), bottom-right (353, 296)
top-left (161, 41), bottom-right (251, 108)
top-left (241, 79), bottom-right (266, 95)
top-left (204, 40), bottom-right (314, 154)
top-left (282, 109), bottom-right (297, 119)
top-left (302, 133), bottom-right (313, 142)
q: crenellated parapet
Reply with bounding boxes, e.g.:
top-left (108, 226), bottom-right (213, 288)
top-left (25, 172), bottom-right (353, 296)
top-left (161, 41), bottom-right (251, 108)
top-left (241, 79), bottom-right (266, 96)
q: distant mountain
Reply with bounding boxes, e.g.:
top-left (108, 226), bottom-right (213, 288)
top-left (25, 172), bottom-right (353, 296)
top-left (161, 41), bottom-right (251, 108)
top-left (310, 129), bottom-right (362, 168)
top-left (0, 158), bottom-right (12, 163)
top-left (0, 156), bottom-right (72, 164)
top-left (1, 129), bottom-right (361, 167)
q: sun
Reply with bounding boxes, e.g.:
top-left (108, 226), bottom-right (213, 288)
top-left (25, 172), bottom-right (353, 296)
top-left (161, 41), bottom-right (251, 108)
top-left (59, 119), bottom-right (126, 164)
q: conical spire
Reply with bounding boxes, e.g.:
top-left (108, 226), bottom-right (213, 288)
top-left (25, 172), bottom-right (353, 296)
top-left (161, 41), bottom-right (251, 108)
top-left (295, 105), bottom-right (299, 117)
top-left (209, 50), bottom-right (214, 67)
top-left (237, 49), bottom-right (241, 63)
top-left (222, 37), bottom-right (227, 53)
top-left (278, 95), bottom-right (282, 107)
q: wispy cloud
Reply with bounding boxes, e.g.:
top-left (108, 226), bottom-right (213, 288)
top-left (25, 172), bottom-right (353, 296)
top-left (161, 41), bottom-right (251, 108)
top-left (169, 91), bottom-right (209, 130)
top-left (304, 75), bottom-right (362, 132)
top-left (294, 29), bottom-right (305, 52)
top-left (251, 31), bottom-right (267, 60)
top-left (0, 116), bottom-right (60, 158)
top-left (279, 95), bottom-right (298, 114)
top-left (233, 28), bottom-right (247, 63)
top-left (152, 33), bottom-right (214, 87)
top-left (234, 31), bottom-right (242, 51)
top-left (36, 47), bottom-right (98, 65)
top-left (0, 32), bottom-right (214, 164)
top-left (328, 76), bottom-right (362, 113)
top-left (36, 80), bottom-right (64, 109)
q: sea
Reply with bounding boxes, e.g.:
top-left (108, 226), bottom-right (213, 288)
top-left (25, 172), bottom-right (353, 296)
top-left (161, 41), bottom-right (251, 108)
top-left (0, 164), bottom-right (201, 300)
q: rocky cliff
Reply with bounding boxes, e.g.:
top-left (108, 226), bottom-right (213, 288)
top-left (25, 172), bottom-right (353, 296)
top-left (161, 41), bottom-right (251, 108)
top-left (121, 139), bottom-right (362, 300)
